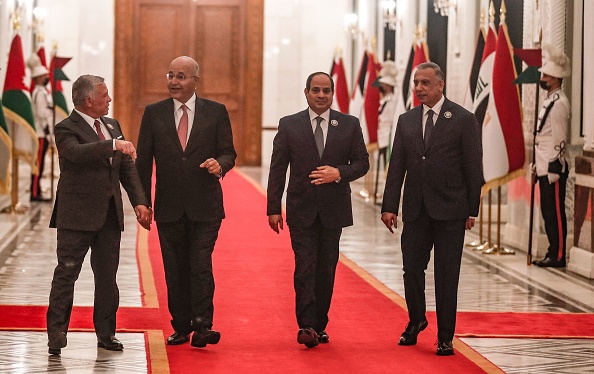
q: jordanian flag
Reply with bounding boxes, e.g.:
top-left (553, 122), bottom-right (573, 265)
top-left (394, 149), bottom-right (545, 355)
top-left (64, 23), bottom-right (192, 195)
top-left (50, 53), bottom-right (72, 121)
top-left (0, 99), bottom-right (11, 194)
top-left (2, 34), bottom-right (38, 174)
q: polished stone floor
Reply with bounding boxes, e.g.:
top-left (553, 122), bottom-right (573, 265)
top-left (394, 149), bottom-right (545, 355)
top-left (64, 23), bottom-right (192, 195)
top-left (0, 165), bottom-right (593, 373)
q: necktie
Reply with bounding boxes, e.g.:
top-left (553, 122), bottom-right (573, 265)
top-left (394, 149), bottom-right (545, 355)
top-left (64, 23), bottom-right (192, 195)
top-left (314, 116), bottom-right (324, 158)
top-left (94, 120), bottom-right (106, 140)
top-left (424, 109), bottom-right (434, 148)
top-left (178, 104), bottom-right (188, 150)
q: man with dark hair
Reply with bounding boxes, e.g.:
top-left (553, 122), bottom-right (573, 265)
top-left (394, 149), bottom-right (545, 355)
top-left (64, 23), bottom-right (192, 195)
top-left (267, 72), bottom-right (369, 348)
top-left (381, 62), bottom-right (483, 356)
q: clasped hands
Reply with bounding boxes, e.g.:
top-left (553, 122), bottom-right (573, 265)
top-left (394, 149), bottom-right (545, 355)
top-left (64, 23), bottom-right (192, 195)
top-left (135, 205), bottom-right (152, 231)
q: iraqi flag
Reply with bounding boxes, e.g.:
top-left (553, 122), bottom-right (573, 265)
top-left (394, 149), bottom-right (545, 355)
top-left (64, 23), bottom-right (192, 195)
top-left (330, 55), bottom-right (349, 114)
top-left (363, 52), bottom-right (380, 145)
top-left (0, 99), bottom-right (11, 194)
top-left (2, 35), bottom-right (38, 174)
top-left (482, 18), bottom-right (525, 185)
top-left (50, 53), bottom-right (72, 121)
top-left (405, 41), bottom-right (429, 110)
top-left (473, 21), bottom-right (497, 127)
top-left (462, 28), bottom-right (486, 111)
top-left (349, 51), bottom-right (370, 144)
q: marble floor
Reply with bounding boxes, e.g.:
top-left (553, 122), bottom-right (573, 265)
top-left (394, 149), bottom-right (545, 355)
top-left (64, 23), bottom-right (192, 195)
top-left (0, 165), bottom-right (593, 373)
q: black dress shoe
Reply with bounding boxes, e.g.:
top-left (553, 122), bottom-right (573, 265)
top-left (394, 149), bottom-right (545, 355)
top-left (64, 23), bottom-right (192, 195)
top-left (31, 196), bottom-right (52, 202)
top-left (167, 331), bottom-right (190, 345)
top-left (48, 332), bottom-right (67, 355)
top-left (436, 340), bottom-right (454, 356)
top-left (191, 327), bottom-right (220, 348)
top-left (398, 319), bottom-right (428, 346)
top-left (535, 257), bottom-right (566, 268)
top-left (97, 336), bottom-right (124, 351)
top-left (317, 330), bottom-right (329, 344)
top-left (297, 327), bottom-right (319, 348)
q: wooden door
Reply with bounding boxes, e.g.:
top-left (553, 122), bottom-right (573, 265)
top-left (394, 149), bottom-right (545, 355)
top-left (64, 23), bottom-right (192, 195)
top-left (114, 0), bottom-right (263, 165)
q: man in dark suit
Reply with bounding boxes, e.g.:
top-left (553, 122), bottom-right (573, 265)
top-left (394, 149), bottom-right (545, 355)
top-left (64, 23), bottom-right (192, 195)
top-left (47, 75), bottom-right (151, 355)
top-left (267, 72), bottom-right (369, 348)
top-left (380, 62), bottom-right (483, 356)
top-left (136, 56), bottom-right (236, 349)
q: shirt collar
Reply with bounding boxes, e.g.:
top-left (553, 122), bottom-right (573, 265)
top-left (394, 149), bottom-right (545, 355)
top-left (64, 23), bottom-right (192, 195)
top-left (74, 108), bottom-right (100, 127)
top-left (308, 108), bottom-right (330, 123)
top-left (423, 95), bottom-right (445, 116)
top-left (174, 93), bottom-right (196, 112)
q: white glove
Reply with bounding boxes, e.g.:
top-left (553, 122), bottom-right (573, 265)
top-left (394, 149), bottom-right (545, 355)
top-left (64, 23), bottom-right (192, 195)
top-left (547, 173), bottom-right (560, 184)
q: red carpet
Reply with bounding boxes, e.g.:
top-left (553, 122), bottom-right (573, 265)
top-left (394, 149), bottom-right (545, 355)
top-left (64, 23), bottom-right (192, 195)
top-left (2, 170), bottom-right (594, 373)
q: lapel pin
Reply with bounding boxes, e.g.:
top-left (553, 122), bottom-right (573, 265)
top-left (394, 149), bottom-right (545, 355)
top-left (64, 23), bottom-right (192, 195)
top-left (106, 123), bottom-right (114, 130)
top-left (444, 111), bottom-right (452, 119)
top-left (330, 120), bottom-right (338, 126)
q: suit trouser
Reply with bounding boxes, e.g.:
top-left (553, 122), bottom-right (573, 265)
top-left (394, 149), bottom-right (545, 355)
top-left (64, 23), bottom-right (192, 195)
top-left (47, 198), bottom-right (121, 340)
top-left (288, 215), bottom-right (342, 332)
top-left (401, 206), bottom-right (465, 342)
top-left (538, 172), bottom-right (568, 262)
top-left (157, 214), bottom-right (221, 334)
top-left (31, 137), bottom-right (48, 198)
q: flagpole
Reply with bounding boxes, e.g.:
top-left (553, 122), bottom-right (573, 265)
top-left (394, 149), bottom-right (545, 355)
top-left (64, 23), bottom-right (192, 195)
top-left (1, 122), bottom-right (26, 214)
top-left (527, 84), bottom-right (540, 265)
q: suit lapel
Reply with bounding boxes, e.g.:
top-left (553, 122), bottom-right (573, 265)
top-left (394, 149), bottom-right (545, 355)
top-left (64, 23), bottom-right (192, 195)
top-left (298, 110), bottom-right (321, 160)
top-left (162, 99), bottom-right (183, 152)
top-left (323, 111), bottom-right (340, 161)
top-left (185, 98), bottom-right (205, 153)
top-left (425, 98), bottom-right (452, 150)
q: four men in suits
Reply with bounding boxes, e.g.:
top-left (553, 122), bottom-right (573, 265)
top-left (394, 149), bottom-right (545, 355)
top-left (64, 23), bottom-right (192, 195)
top-left (267, 72), bottom-right (369, 347)
top-left (136, 56), bottom-right (236, 348)
top-left (46, 75), bottom-right (151, 355)
top-left (381, 62), bottom-right (483, 356)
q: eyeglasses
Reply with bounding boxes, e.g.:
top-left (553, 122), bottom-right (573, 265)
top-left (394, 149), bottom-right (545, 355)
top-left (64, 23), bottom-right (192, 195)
top-left (166, 73), bottom-right (197, 81)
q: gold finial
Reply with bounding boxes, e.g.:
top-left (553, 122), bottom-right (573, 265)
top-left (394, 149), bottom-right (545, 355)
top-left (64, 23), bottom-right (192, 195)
top-left (386, 50), bottom-right (392, 60)
top-left (480, 7), bottom-right (485, 32)
top-left (500, 0), bottom-right (507, 24)
top-left (52, 40), bottom-right (59, 54)
top-left (10, 2), bottom-right (24, 32)
top-left (489, 1), bottom-right (495, 23)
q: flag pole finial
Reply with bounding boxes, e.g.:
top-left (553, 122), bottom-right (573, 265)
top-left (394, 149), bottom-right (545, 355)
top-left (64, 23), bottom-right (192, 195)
top-left (500, 0), bottom-right (507, 24)
top-left (489, 1), bottom-right (495, 23)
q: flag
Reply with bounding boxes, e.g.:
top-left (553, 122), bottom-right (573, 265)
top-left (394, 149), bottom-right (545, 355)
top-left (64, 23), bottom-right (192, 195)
top-left (350, 51), bottom-right (370, 144)
top-left (482, 16), bottom-right (525, 186)
top-left (363, 52), bottom-right (380, 145)
top-left (462, 28), bottom-right (486, 111)
top-left (405, 41), bottom-right (429, 110)
top-left (330, 54), bottom-right (349, 114)
top-left (29, 46), bottom-right (48, 92)
top-left (401, 45), bottom-right (414, 111)
top-left (49, 53), bottom-right (72, 120)
top-left (2, 35), bottom-right (38, 174)
top-left (0, 99), bottom-right (11, 194)
top-left (473, 20), bottom-right (497, 127)
top-left (513, 48), bottom-right (542, 84)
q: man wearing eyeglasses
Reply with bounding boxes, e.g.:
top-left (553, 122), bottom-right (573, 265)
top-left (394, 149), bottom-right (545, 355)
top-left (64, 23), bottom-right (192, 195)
top-left (136, 56), bottom-right (236, 349)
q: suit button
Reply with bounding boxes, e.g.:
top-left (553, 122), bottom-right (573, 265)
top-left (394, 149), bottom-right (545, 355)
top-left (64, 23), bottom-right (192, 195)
top-left (182, 157), bottom-right (186, 161)
top-left (422, 156), bottom-right (426, 160)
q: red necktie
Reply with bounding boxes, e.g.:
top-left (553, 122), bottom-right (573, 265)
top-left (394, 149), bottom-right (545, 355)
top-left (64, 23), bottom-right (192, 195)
top-left (94, 120), bottom-right (106, 140)
top-left (178, 105), bottom-right (188, 150)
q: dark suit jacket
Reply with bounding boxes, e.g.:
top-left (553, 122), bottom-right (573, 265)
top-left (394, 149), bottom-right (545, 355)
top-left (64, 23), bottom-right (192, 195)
top-left (381, 98), bottom-right (483, 222)
top-left (267, 109), bottom-right (369, 229)
top-left (136, 97), bottom-right (236, 223)
top-left (50, 111), bottom-right (148, 231)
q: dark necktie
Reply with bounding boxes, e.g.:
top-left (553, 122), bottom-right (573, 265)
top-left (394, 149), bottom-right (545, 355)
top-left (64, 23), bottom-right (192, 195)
top-left (94, 120), bottom-right (106, 140)
top-left (424, 109), bottom-right (434, 148)
top-left (178, 104), bottom-right (189, 150)
top-left (314, 116), bottom-right (324, 158)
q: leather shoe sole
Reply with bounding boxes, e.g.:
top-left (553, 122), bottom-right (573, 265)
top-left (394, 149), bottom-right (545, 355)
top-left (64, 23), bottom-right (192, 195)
top-left (191, 329), bottom-right (220, 348)
top-left (399, 319), bottom-right (428, 346)
top-left (317, 330), bottom-right (329, 344)
top-left (534, 258), bottom-right (566, 268)
top-left (48, 348), bottom-right (61, 355)
top-left (97, 337), bottom-right (124, 351)
top-left (167, 332), bottom-right (190, 345)
top-left (297, 328), bottom-right (319, 348)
